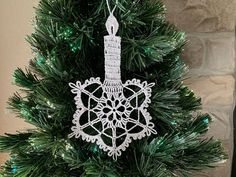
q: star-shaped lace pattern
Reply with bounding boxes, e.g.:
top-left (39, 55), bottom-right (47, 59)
top-left (69, 78), bottom-right (156, 159)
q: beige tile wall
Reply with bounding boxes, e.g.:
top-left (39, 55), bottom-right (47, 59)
top-left (0, 0), bottom-right (38, 163)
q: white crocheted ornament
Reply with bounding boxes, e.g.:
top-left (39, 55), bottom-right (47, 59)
top-left (69, 2), bottom-right (157, 159)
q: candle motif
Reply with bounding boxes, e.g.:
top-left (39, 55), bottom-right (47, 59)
top-left (69, 12), bottom-right (156, 160)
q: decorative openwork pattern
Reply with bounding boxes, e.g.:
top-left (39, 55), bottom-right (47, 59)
top-left (69, 1), bottom-right (157, 159)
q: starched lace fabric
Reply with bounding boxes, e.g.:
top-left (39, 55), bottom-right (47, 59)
top-left (69, 3), bottom-right (157, 159)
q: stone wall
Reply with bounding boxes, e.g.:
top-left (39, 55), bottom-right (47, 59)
top-left (162, 0), bottom-right (236, 177)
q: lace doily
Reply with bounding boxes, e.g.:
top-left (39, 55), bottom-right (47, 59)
top-left (69, 0), bottom-right (157, 159)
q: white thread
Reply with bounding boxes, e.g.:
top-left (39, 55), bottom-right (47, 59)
top-left (106, 0), bottom-right (118, 14)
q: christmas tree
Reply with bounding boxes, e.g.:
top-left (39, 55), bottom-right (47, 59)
top-left (0, 0), bottom-right (227, 176)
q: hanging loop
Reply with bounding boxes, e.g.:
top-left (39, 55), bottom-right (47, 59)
top-left (106, 0), bottom-right (118, 14)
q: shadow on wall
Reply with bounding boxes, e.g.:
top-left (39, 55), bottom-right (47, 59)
top-left (232, 106), bottom-right (236, 177)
